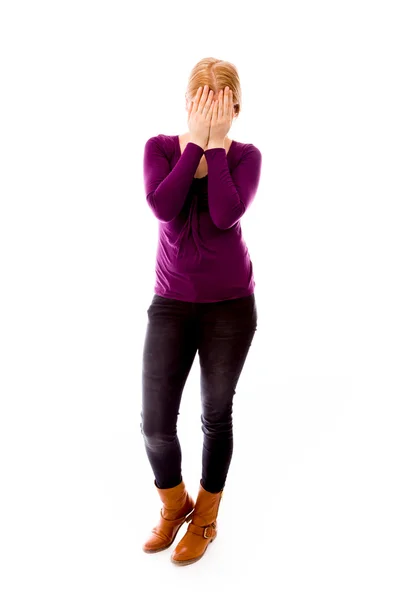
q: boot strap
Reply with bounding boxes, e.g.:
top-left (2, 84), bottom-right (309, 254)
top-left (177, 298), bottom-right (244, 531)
top-left (159, 507), bottom-right (194, 525)
top-left (151, 508), bottom-right (193, 544)
top-left (188, 521), bottom-right (217, 539)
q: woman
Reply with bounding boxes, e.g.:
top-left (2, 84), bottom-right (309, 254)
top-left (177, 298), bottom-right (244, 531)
top-left (141, 57), bottom-right (262, 566)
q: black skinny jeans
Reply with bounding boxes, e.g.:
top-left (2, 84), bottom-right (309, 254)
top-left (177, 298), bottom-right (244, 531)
top-left (140, 292), bottom-right (258, 494)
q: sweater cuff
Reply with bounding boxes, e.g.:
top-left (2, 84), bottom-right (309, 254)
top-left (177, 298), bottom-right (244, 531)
top-left (186, 142), bottom-right (205, 155)
top-left (204, 147), bottom-right (226, 155)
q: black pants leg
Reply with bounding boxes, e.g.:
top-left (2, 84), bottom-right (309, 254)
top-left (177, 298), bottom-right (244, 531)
top-left (197, 294), bottom-right (257, 492)
top-left (140, 295), bottom-right (197, 489)
top-left (140, 293), bottom-right (258, 492)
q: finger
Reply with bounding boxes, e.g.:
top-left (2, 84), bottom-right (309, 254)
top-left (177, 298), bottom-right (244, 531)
top-left (198, 85), bottom-right (210, 112)
top-left (206, 99), bottom-right (214, 122)
top-left (192, 87), bottom-right (203, 112)
top-left (224, 86), bottom-right (229, 118)
top-left (203, 88), bottom-right (214, 114)
top-left (215, 98), bottom-right (220, 123)
top-left (217, 90), bottom-right (223, 120)
top-left (210, 99), bottom-right (217, 122)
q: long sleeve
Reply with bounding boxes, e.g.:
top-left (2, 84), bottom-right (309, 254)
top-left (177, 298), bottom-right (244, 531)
top-left (204, 144), bottom-right (262, 230)
top-left (143, 136), bottom-right (204, 222)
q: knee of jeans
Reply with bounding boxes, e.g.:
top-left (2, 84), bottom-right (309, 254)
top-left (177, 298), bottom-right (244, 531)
top-left (140, 424), bottom-right (176, 451)
top-left (200, 413), bottom-right (233, 437)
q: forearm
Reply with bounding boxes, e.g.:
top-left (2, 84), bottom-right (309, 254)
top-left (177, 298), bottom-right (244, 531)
top-left (204, 147), bottom-right (244, 229)
top-left (146, 142), bottom-right (204, 222)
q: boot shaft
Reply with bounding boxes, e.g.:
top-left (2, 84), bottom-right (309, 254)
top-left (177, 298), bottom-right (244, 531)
top-left (190, 483), bottom-right (224, 527)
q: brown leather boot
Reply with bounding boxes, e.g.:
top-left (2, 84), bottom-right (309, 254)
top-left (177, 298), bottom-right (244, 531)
top-left (142, 479), bottom-right (195, 553)
top-left (170, 482), bottom-right (223, 566)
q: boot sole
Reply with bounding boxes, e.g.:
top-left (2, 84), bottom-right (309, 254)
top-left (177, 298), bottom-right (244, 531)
top-left (142, 509), bottom-right (194, 554)
top-left (170, 534), bottom-right (216, 566)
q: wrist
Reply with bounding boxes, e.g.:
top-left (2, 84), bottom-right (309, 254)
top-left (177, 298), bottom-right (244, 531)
top-left (206, 139), bottom-right (225, 150)
top-left (188, 138), bottom-right (206, 151)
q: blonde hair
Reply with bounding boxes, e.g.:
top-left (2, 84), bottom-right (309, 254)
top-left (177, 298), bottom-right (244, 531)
top-left (185, 57), bottom-right (242, 119)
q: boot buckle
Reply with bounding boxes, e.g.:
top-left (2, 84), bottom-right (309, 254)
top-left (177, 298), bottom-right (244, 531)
top-left (203, 523), bottom-right (216, 539)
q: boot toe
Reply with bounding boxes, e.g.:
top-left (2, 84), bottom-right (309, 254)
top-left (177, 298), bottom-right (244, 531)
top-left (143, 538), bottom-right (165, 553)
top-left (142, 529), bottom-right (170, 553)
top-left (171, 532), bottom-right (209, 564)
top-left (171, 543), bottom-right (191, 562)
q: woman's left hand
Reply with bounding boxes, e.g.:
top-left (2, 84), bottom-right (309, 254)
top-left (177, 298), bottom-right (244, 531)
top-left (209, 86), bottom-right (235, 144)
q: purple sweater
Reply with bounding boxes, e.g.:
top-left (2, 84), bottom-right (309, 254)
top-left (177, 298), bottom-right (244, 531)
top-left (143, 133), bottom-right (262, 303)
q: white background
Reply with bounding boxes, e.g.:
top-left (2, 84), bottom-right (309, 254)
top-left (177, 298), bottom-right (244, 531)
top-left (1, 0), bottom-right (399, 598)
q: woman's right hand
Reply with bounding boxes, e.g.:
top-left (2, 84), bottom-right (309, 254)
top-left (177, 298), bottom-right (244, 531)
top-left (187, 85), bottom-right (215, 150)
